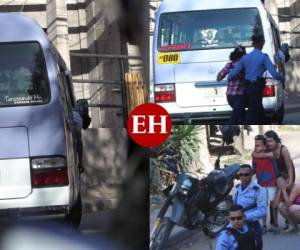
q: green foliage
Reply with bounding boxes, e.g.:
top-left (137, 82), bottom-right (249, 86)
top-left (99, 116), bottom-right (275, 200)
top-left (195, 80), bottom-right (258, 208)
top-left (150, 126), bottom-right (203, 194)
top-left (164, 125), bottom-right (202, 171)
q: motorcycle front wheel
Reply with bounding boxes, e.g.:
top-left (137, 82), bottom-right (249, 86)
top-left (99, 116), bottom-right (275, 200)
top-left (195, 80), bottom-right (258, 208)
top-left (203, 198), bottom-right (232, 238)
top-left (150, 217), bottom-right (175, 250)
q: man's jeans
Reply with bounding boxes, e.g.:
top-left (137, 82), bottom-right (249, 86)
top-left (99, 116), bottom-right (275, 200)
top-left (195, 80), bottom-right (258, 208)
top-left (227, 94), bottom-right (245, 124)
top-left (248, 220), bottom-right (263, 250)
top-left (243, 80), bottom-right (266, 124)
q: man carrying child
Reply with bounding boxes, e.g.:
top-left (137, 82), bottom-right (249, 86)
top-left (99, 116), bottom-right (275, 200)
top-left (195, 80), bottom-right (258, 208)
top-left (252, 135), bottom-right (279, 234)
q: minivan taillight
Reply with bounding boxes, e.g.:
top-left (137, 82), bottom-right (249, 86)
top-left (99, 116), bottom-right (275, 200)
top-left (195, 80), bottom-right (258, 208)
top-left (263, 85), bottom-right (275, 97)
top-left (32, 168), bottom-right (68, 187)
top-left (154, 84), bottom-right (176, 102)
top-left (31, 157), bottom-right (68, 187)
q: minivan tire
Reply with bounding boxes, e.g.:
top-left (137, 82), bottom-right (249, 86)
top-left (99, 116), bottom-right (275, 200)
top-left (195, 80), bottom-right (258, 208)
top-left (64, 193), bottom-right (82, 228)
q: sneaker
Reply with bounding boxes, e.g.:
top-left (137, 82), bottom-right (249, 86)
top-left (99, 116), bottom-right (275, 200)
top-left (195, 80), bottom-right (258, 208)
top-left (262, 225), bottom-right (268, 235)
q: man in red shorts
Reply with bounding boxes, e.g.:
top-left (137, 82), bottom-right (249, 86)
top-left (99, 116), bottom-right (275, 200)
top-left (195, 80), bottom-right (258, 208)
top-left (252, 135), bottom-right (279, 234)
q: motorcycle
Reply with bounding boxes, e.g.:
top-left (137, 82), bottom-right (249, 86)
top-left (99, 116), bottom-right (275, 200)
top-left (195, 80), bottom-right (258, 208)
top-left (150, 126), bottom-right (241, 250)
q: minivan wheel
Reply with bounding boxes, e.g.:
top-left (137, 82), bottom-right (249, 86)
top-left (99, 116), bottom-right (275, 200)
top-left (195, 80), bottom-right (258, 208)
top-left (64, 193), bottom-right (82, 228)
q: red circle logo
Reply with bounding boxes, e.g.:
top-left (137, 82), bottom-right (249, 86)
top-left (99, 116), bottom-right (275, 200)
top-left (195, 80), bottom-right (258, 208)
top-left (127, 103), bottom-right (172, 147)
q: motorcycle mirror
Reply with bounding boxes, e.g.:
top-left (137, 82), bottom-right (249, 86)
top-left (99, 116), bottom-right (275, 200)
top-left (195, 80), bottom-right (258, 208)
top-left (219, 125), bottom-right (241, 145)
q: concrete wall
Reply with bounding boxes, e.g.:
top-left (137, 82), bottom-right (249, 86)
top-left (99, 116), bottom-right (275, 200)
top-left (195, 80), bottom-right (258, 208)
top-left (289, 0), bottom-right (300, 60)
top-left (0, 0), bottom-right (47, 28)
top-left (47, 0), bottom-right (70, 67)
top-left (149, 0), bottom-right (162, 102)
top-left (275, 0), bottom-right (291, 44)
top-left (275, 0), bottom-right (300, 93)
top-left (265, 1), bottom-right (300, 92)
top-left (266, 0), bottom-right (279, 23)
top-left (80, 128), bottom-right (128, 211)
top-left (85, 0), bottom-right (124, 128)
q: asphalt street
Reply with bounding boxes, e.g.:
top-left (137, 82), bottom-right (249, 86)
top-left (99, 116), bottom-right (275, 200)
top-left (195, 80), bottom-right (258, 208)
top-left (0, 211), bottom-right (125, 250)
top-left (283, 92), bottom-right (300, 124)
top-left (78, 210), bottom-right (124, 249)
top-left (80, 210), bottom-right (115, 238)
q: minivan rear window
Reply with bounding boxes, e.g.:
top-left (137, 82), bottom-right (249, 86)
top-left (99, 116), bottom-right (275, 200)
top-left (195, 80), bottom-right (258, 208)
top-left (158, 8), bottom-right (263, 51)
top-left (0, 42), bottom-right (50, 107)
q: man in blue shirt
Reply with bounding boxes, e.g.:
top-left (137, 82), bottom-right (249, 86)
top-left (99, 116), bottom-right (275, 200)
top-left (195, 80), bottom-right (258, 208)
top-left (227, 34), bottom-right (284, 124)
top-left (233, 164), bottom-right (267, 250)
top-left (216, 204), bottom-right (256, 250)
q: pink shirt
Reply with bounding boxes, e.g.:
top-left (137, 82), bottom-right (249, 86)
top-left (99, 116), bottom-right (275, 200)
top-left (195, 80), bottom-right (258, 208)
top-left (217, 61), bottom-right (245, 95)
top-left (293, 195), bottom-right (300, 205)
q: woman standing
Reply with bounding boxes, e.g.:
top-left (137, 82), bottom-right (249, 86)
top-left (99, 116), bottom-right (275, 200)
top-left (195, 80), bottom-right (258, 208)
top-left (217, 45), bottom-right (246, 124)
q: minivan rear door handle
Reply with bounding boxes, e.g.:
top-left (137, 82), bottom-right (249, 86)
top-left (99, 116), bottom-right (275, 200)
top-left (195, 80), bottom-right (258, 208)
top-left (194, 81), bottom-right (227, 88)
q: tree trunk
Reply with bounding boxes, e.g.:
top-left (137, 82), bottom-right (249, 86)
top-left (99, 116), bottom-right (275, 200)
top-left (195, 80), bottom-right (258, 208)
top-left (233, 127), bottom-right (244, 155)
top-left (197, 126), bottom-right (213, 174)
top-left (259, 125), bottom-right (264, 135)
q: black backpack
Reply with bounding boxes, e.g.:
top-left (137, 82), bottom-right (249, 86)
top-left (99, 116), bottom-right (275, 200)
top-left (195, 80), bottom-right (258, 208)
top-left (76, 99), bottom-right (91, 129)
top-left (224, 223), bottom-right (257, 250)
top-left (219, 125), bottom-right (241, 145)
top-left (280, 44), bottom-right (291, 63)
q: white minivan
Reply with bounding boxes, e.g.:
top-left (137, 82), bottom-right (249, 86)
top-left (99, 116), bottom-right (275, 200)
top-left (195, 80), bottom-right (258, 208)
top-left (0, 14), bottom-right (84, 226)
top-left (153, 0), bottom-right (286, 124)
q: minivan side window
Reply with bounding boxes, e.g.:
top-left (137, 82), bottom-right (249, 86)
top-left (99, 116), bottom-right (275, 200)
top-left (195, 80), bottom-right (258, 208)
top-left (57, 66), bottom-right (73, 119)
top-left (0, 42), bottom-right (50, 107)
top-left (270, 23), bottom-right (281, 67)
top-left (60, 67), bottom-right (75, 109)
top-left (270, 24), bottom-right (280, 51)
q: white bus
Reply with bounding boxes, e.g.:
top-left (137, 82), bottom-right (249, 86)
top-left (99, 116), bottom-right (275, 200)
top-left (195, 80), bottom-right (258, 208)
top-left (153, 0), bottom-right (287, 124)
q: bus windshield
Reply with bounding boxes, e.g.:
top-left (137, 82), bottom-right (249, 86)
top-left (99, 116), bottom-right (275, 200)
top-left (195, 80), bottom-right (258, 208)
top-left (0, 42), bottom-right (50, 107)
top-left (158, 8), bottom-right (263, 51)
